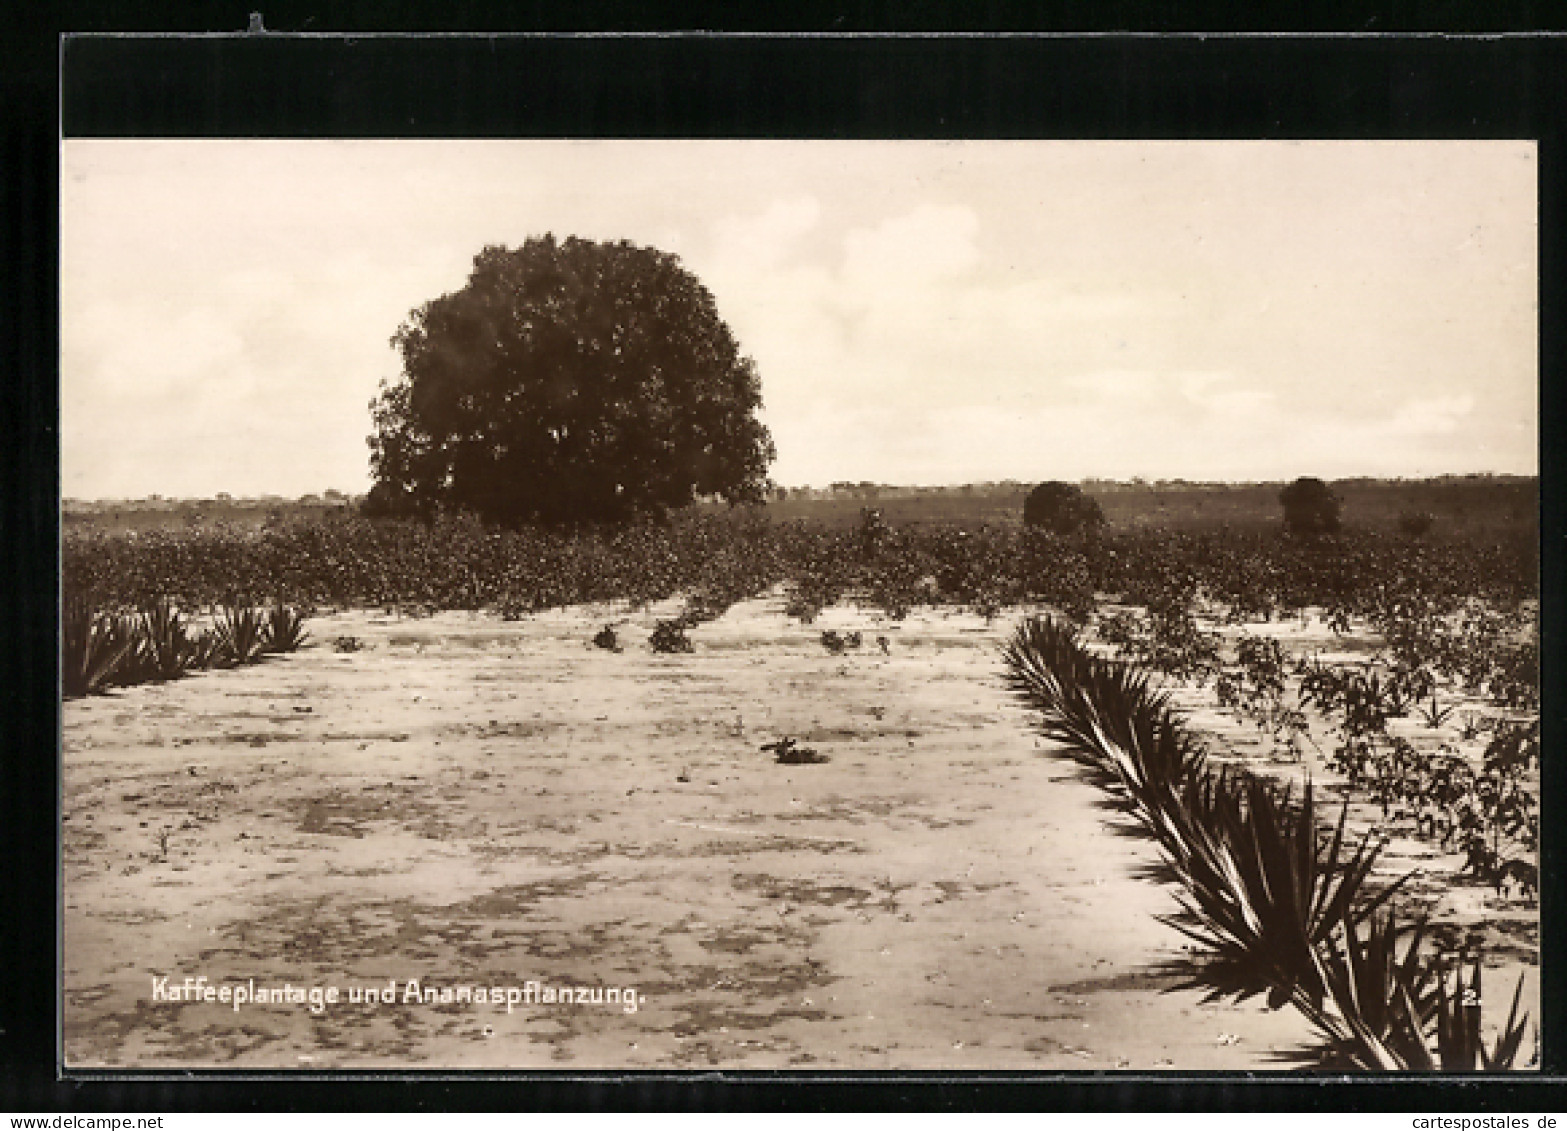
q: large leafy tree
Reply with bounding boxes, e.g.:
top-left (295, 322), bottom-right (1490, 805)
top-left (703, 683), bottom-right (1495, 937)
top-left (367, 236), bottom-right (776, 526)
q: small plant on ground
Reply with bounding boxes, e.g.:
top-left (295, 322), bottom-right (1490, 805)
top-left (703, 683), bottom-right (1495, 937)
top-left (217, 604), bottom-right (267, 665)
top-left (762, 737), bottom-right (829, 765)
top-left (1459, 710), bottom-right (1490, 742)
top-left (260, 602), bottom-right (310, 654)
top-left (1094, 608), bottom-right (1143, 651)
top-left (187, 627), bottom-right (225, 670)
top-left (1297, 657), bottom-right (1423, 791)
top-left (1449, 720), bottom-right (1540, 896)
top-left (1214, 634), bottom-right (1310, 759)
top-left (1415, 696), bottom-right (1455, 730)
top-left (1095, 593), bottom-right (1222, 684)
top-left (681, 587), bottom-right (735, 627)
top-left (592, 625), bottom-right (621, 652)
top-left (784, 570), bottom-right (845, 624)
top-left (784, 592), bottom-right (821, 624)
top-left (649, 619), bottom-right (694, 654)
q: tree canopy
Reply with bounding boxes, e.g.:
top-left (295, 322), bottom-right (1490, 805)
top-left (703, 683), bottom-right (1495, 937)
top-left (367, 236), bottom-right (776, 526)
top-left (1022, 481), bottom-right (1105, 537)
top-left (1279, 476), bottom-right (1342, 537)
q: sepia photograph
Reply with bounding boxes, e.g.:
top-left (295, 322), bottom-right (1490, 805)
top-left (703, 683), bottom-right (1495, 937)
top-left (60, 138), bottom-right (1540, 1072)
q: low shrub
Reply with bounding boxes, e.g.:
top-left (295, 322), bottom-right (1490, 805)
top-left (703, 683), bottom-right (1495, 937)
top-left (761, 737), bottom-right (829, 765)
top-left (1280, 477), bottom-right (1342, 538)
top-left (1023, 481), bottom-right (1105, 537)
top-left (649, 619), bottom-right (693, 654)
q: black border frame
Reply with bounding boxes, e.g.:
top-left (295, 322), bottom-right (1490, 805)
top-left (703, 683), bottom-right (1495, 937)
top-left (6, 4), bottom-right (1566, 1113)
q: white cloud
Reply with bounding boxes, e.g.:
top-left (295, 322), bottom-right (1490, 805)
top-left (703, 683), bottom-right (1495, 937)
top-left (712, 196), bottom-right (821, 273)
top-left (1387, 394), bottom-right (1476, 436)
top-left (842, 203), bottom-right (980, 291)
top-left (64, 303), bottom-right (245, 399)
top-left (1069, 371), bottom-right (1166, 405)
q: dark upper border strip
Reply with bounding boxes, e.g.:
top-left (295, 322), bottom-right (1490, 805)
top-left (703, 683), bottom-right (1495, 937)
top-left (60, 35), bottom-right (1556, 140)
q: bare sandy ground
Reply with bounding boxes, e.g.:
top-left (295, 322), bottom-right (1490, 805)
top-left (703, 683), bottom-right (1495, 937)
top-left (61, 595), bottom-right (1530, 1070)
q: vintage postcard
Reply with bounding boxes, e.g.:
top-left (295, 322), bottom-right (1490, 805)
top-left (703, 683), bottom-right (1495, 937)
top-left (61, 137), bottom-right (1540, 1072)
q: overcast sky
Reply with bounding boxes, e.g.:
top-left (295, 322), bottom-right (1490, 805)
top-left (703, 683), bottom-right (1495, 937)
top-left (61, 139), bottom-right (1537, 499)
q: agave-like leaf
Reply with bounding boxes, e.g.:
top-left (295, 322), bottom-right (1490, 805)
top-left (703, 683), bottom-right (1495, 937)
top-left (1434, 954), bottom-right (1481, 1070)
top-left (260, 602), bottom-right (310, 654)
top-left (1389, 976), bottom-right (1440, 1071)
top-left (62, 598), bottom-right (134, 698)
top-left (106, 613), bottom-right (156, 687)
top-left (1431, 955), bottom-right (1529, 1072)
top-left (218, 604), bottom-right (267, 664)
top-left (1480, 970), bottom-right (1531, 1071)
top-left (1001, 616), bottom-right (1205, 807)
top-left (1292, 908), bottom-right (1439, 1070)
top-left (139, 598), bottom-right (193, 680)
top-left (1160, 774), bottom-right (1335, 1007)
top-left (188, 627), bottom-right (224, 670)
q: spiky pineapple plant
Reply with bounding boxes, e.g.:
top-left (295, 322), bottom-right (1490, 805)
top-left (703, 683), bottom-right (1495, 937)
top-left (61, 598), bottom-right (133, 698)
top-left (260, 602), bottom-right (310, 654)
top-left (63, 597), bottom-right (311, 695)
top-left (139, 598), bottom-right (195, 680)
top-left (215, 603), bottom-right (267, 665)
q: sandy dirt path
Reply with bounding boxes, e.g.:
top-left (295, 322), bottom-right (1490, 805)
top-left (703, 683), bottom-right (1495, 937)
top-left (66, 595), bottom-right (1325, 1069)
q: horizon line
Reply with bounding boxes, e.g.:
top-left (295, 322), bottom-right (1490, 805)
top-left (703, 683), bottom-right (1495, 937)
top-left (61, 470), bottom-right (1539, 506)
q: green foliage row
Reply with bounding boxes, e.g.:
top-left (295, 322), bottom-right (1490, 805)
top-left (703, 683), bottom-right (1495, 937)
top-left (64, 509), bottom-right (796, 616)
top-left (63, 508), bottom-right (1537, 630)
